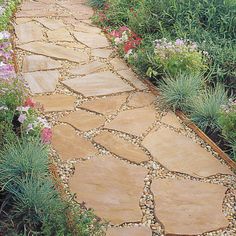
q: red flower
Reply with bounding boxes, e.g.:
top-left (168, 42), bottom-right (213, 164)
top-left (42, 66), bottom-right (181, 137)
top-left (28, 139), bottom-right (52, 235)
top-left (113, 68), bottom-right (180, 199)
top-left (123, 38), bottom-right (142, 53)
top-left (41, 127), bottom-right (52, 144)
top-left (24, 98), bottom-right (35, 108)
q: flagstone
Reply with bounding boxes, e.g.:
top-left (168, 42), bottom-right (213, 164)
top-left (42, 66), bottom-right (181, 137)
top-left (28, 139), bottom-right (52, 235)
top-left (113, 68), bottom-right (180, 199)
top-left (142, 127), bottom-right (233, 177)
top-left (15, 21), bottom-right (44, 44)
top-left (106, 226), bottom-right (152, 236)
top-left (16, 9), bottom-right (66, 18)
top-left (152, 179), bottom-right (229, 235)
top-left (117, 70), bottom-right (147, 90)
top-left (161, 111), bottom-right (183, 129)
top-left (105, 107), bottom-right (156, 137)
top-left (69, 61), bottom-right (107, 75)
top-left (94, 131), bottom-right (149, 163)
top-left (60, 110), bottom-right (106, 131)
top-left (23, 70), bottom-right (59, 94)
top-left (73, 31), bottom-right (109, 48)
top-left (91, 48), bottom-right (113, 59)
top-left (15, 18), bottom-right (32, 24)
top-left (33, 94), bottom-right (76, 112)
top-left (127, 92), bottom-right (156, 108)
top-left (22, 55), bottom-right (62, 72)
top-left (110, 58), bottom-right (129, 71)
top-left (47, 28), bottom-right (74, 42)
top-left (36, 18), bottom-right (65, 30)
top-left (56, 41), bottom-right (85, 48)
top-left (74, 22), bottom-right (101, 34)
top-left (18, 42), bottom-right (89, 63)
top-left (62, 71), bottom-right (134, 97)
top-left (52, 124), bottom-right (97, 161)
top-left (69, 155), bottom-right (147, 224)
top-left (20, 1), bottom-right (49, 11)
top-left (80, 94), bottom-right (128, 115)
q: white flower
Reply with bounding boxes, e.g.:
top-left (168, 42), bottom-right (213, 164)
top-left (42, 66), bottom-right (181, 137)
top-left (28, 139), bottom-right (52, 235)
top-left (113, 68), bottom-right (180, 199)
top-left (16, 106), bottom-right (30, 112)
top-left (0, 105), bottom-right (8, 111)
top-left (124, 49), bottom-right (133, 59)
top-left (114, 37), bottom-right (122, 45)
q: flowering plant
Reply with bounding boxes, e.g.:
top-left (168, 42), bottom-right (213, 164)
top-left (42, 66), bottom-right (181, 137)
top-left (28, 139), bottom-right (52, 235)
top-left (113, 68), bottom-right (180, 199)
top-left (110, 26), bottom-right (142, 58)
top-left (147, 38), bottom-right (208, 77)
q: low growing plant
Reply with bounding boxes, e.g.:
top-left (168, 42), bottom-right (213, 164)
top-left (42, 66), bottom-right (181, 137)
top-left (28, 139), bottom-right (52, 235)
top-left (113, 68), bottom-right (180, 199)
top-left (189, 84), bottom-right (228, 132)
top-left (158, 73), bottom-right (204, 111)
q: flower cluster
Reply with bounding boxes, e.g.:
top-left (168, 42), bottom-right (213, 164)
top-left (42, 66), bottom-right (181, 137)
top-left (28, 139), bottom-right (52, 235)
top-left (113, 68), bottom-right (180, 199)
top-left (110, 26), bottom-right (142, 58)
top-left (16, 98), bottom-right (52, 144)
top-left (148, 38), bottom-right (208, 77)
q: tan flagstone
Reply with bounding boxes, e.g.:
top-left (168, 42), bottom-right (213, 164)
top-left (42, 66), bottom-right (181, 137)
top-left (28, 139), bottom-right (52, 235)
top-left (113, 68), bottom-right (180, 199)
top-left (110, 57), bottom-right (129, 71)
top-left (20, 1), bottom-right (49, 11)
top-left (69, 155), bottom-right (147, 224)
top-left (47, 28), bottom-right (74, 42)
top-left (127, 92), bottom-right (156, 108)
top-left (18, 42), bottom-right (89, 63)
top-left (91, 48), bottom-right (113, 59)
top-left (105, 107), bottom-right (156, 137)
top-left (22, 55), bottom-right (62, 72)
top-left (60, 110), bottom-right (106, 131)
top-left (16, 9), bottom-right (67, 18)
top-left (117, 69), bottom-right (147, 90)
top-left (23, 70), bottom-right (59, 94)
top-left (15, 18), bottom-right (32, 24)
top-left (142, 127), bottom-right (234, 177)
top-left (56, 41), bottom-right (85, 48)
top-left (36, 18), bottom-right (65, 30)
top-left (15, 21), bottom-right (44, 44)
top-left (69, 61), bottom-right (107, 75)
top-left (73, 31), bottom-right (109, 48)
top-left (106, 226), bottom-right (152, 236)
top-left (33, 94), bottom-right (76, 112)
top-left (94, 131), bottom-right (149, 163)
top-left (161, 111), bottom-right (183, 129)
top-left (62, 71), bottom-right (134, 97)
top-left (80, 94), bottom-right (128, 115)
top-left (52, 124), bottom-right (97, 161)
top-left (74, 22), bottom-right (101, 34)
top-left (152, 179), bottom-right (229, 235)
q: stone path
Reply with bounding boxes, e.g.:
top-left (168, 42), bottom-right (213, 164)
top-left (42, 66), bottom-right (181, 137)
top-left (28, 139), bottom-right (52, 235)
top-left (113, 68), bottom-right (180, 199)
top-left (14, 1), bottom-right (236, 235)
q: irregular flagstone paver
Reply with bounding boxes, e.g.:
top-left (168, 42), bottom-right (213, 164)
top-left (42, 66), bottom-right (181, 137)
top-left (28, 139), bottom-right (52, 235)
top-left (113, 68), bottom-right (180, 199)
top-left (15, 21), bottom-right (44, 44)
top-left (80, 94), bottom-right (128, 115)
top-left (59, 110), bottom-right (106, 131)
top-left (22, 55), bottom-right (62, 72)
top-left (106, 226), bottom-right (152, 236)
top-left (33, 94), bottom-right (76, 112)
top-left (15, 18), bottom-right (32, 24)
top-left (74, 22), bottom-right (101, 34)
top-left (161, 111), bottom-right (183, 129)
top-left (18, 42), bottom-right (89, 63)
top-left (127, 92), bottom-right (156, 108)
top-left (52, 124), bottom-right (97, 161)
top-left (47, 28), bottom-right (74, 42)
top-left (110, 57), bottom-right (129, 71)
top-left (15, 9), bottom-right (66, 18)
top-left (23, 70), bottom-right (59, 94)
top-left (36, 18), bottom-right (65, 30)
top-left (152, 179), bottom-right (229, 235)
top-left (69, 155), bottom-right (147, 224)
top-left (56, 41), bottom-right (85, 49)
top-left (73, 31), bottom-right (109, 48)
top-left (117, 70), bottom-right (147, 90)
top-left (94, 131), bottom-right (149, 163)
top-left (69, 61), bottom-right (107, 75)
top-left (62, 71), bottom-right (134, 97)
top-left (20, 1), bottom-right (48, 11)
top-left (105, 107), bottom-right (156, 137)
top-left (142, 127), bottom-right (233, 177)
top-left (91, 48), bottom-right (113, 59)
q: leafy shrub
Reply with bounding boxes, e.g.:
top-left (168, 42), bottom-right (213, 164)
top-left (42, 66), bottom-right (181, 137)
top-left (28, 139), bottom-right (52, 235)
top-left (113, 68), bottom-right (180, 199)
top-left (158, 73), bottom-right (203, 111)
top-left (89, 0), bottom-right (106, 8)
top-left (0, 138), bottom-right (49, 188)
top-left (189, 84), bottom-right (228, 132)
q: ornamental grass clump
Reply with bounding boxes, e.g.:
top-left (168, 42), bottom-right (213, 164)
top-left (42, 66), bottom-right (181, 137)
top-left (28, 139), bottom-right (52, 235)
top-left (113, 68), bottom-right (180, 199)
top-left (158, 73), bottom-right (204, 112)
top-left (147, 38), bottom-right (208, 78)
top-left (189, 84), bottom-right (228, 132)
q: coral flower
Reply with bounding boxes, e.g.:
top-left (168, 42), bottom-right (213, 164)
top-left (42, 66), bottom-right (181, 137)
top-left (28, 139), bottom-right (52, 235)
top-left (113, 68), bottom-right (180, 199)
top-left (24, 97), bottom-right (35, 108)
top-left (41, 127), bottom-right (52, 144)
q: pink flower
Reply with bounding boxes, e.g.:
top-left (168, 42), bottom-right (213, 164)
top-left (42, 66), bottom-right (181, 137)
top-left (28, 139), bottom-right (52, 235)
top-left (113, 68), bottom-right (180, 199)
top-left (41, 127), bottom-right (52, 144)
top-left (24, 98), bottom-right (35, 108)
top-left (119, 26), bottom-right (129, 33)
top-left (18, 114), bottom-right (27, 123)
top-left (110, 30), bottom-right (121, 38)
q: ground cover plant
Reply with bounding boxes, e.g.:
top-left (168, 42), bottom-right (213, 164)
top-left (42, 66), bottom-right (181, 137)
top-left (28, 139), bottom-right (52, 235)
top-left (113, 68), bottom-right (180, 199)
top-left (90, 0), bottom-right (236, 160)
top-left (0, 1), bottom-right (104, 235)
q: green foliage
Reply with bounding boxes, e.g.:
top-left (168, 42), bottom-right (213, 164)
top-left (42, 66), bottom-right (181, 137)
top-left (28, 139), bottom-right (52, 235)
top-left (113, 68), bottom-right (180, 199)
top-left (190, 84), bottom-right (228, 132)
top-left (158, 73), bottom-right (203, 111)
top-left (89, 0), bottom-right (106, 8)
top-left (0, 138), bottom-right (49, 188)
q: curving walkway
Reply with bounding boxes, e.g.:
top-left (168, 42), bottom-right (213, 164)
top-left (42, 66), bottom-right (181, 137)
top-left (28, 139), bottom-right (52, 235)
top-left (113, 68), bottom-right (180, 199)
top-left (14, 0), bottom-right (236, 235)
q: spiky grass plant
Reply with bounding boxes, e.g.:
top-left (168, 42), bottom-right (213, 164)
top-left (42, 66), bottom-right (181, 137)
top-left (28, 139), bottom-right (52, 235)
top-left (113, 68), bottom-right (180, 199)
top-left (158, 73), bottom-right (204, 111)
top-left (189, 84), bottom-right (228, 132)
top-left (0, 138), bottom-right (49, 188)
